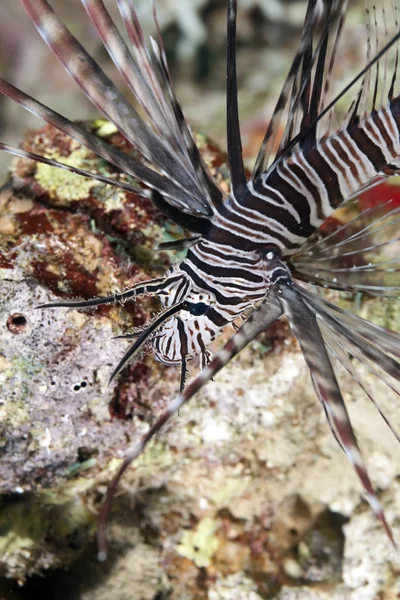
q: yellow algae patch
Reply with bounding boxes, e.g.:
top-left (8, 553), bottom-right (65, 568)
top-left (0, 355), bottom-right (11, 371)
top-left (94, 119), bottom-right (118, 137)
top-left (35, 148), bottom-right (99, 204)
top-left (70, 232), bottom-right (103, 272)
top-left (95, 271), bottom-right (122, 297)
top-left (0, 503), bottom-right (49, 555)
top-left (360, 297), bottom-right (400, 331)
top-left (177, 516), bottom-right (219, 568)
top-left (45, 263), bottom-right (61, 276)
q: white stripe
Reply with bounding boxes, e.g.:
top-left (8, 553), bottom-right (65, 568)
top-left (341, 129), bottom-right (376, 181)
top-left (381, 107), bottom-right (400, 157)
top-left (275, 162), bottom-right (321, 228)
top-left (319, 140), bottom-right (353, 198)
top-left (361, 115), bottom-right (394, 164)
top-left (329, 137), bottom-right (360, 192)
top-left (247, 179), bottom-right (302, 224)
top-left (216, 210), bottom-right (307, 246)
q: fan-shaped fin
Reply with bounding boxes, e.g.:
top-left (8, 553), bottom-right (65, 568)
top-left (322, 325), bottom-right (400, 444)
top-left (299, 289), bottom-right (400, 357)
top-left (82, 0), bottom-right (222, 207)
top-left (20, 0), bottom-right (212, 212)
top-left (281, 18), bottom-right (400, 164)
top-left (291, 201), bottom-right (400, 296)
top-left (0, 78), bottom-right (207, 216)
top-left (116, 0), bottom-right (222, 206)
top-left (278, 282), bottom-right (396, 548)
top-left (252, 0), bottom-right (346, 178)
top-left (255, 0), bottom-right (400, 186)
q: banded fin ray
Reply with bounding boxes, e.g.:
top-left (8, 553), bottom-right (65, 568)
top-left (291, 201), bottom-right (400, 296)
top-left (156, 237), bottom-right (202, 252)
top-left (82, 0), bottom-right (175, 140)
top-left (319, 312), bottom-right (400, 400)
top-left (226, 0), bottom-right (246, 195)
top-left (36, 274), bottom-right (177, 310)
top-left (0, 142), bottom-right (143, 195)
top-left (0, 78), bottom-right (204, 215)
top-left (298, 289), bottom-right (400, 359)
top-left (82, 0), bottom-right (222, 206)
top-left (297, 285), bottom-right (400, 376)
top-left (278, 282), bottom-right (396, 548)
top-left (145, 13), bottom-right (223, 206)
top-left (255, 0), bottom-right (400, 191)
top-left (280, 0), bottom-right (347, 149)
top-left (252, 0), bottom-right (346, 178)
top-left (109, 300), bottom-right (187, 383)
top-left (321, 324), bottom-right (400, 445)
top-left (9, 0), bottom-right (216, 218)
top-left (21, 0), bottom-right (210, 210)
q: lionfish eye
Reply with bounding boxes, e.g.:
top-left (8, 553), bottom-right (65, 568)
top-left (183, 301), bottom-right (208, 316)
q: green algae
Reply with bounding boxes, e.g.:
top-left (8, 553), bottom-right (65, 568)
top-left (0, 501), bottom-right (50, 555)
top-left (66, 458), bottom-right (98, 478)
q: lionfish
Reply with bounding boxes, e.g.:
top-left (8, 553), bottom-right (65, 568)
top-left (1, 0), bottom-right (400, 559)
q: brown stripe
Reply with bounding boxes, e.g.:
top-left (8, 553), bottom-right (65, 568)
top-left (372, 110), bottom-right (396, 158)
top-left (305, 145), bottom-right (343, 209)
top-left (289, 161), bottom-right (325, 222)
top-left (350, 122), bottom-right (386, 170)
top-left (322, 140), bottom-right (352, 190)
top-left (330, 136), bottom-right (359, 181)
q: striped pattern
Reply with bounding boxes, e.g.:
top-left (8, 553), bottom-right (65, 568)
top-left (145, 103), bottom-right (400, 366)
top-left (248, 103), bottom-right (400, 252)
top-left (152, 242), bottom-right (274, 364)
top-left (20, 0), bottom-right (217, 216)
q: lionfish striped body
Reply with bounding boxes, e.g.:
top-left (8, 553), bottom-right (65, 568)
top-left (155, 98), bottom-right (400, 367)
top-left (1, 0), bottom-right (400, 558)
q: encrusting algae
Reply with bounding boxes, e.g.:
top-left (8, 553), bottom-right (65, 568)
top-left (34, 147), bottom-right (99, 205)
